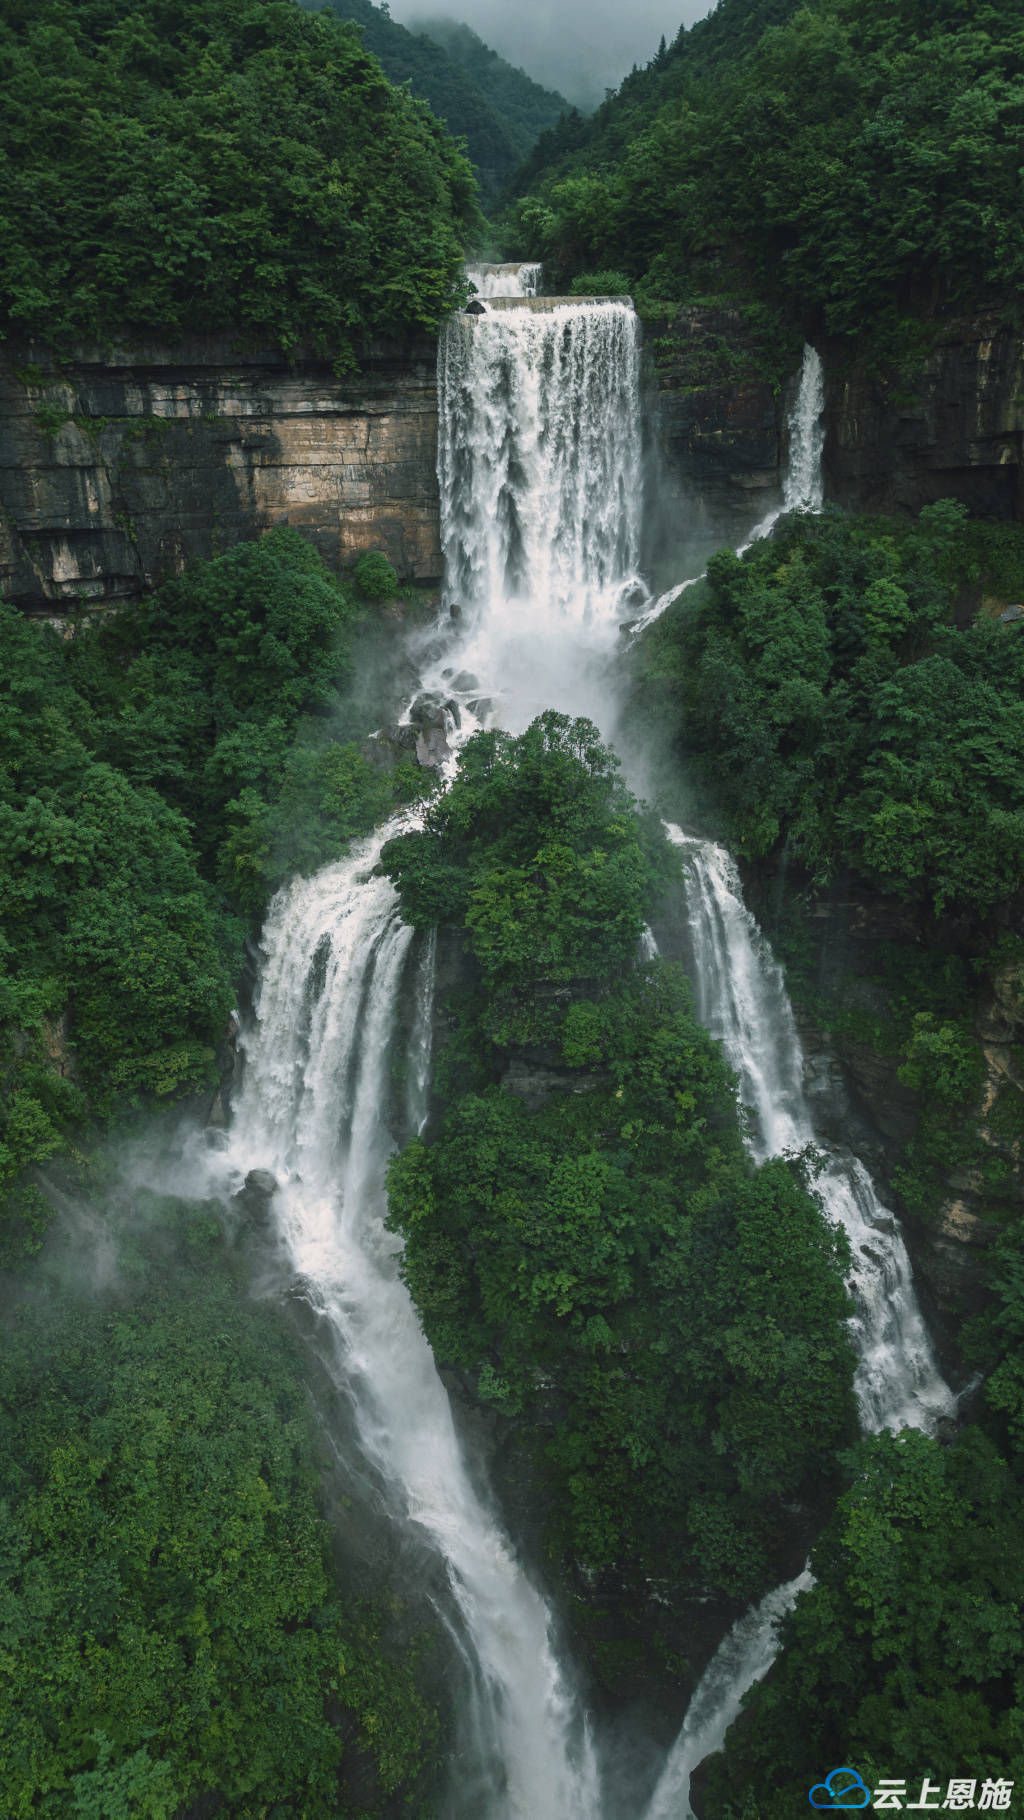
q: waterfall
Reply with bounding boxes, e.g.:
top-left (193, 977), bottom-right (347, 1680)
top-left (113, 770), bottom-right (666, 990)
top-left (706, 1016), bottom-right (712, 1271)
top-left (466, 260), bottom-right (543, 297)
top-left (177, 269), bottom-right (952, 1819)
top-left (782, 343), bottom-right (825, 513)
top-left (737, 341), bottom-right (825, 549)
top-left (207, 291), bottom-right (650, 1817)
top-left (438, 299), bottom-right (643, 625)
top-left (642, 829), bottom-right (954, 1820)
top-left (631, 341), bottom-right (826, 637)
top-left (666, 828), bottom-right (952, 1434)
top-left (424, 296), bottom-right (645, 735)
top-left (224, 823), bottom-right (601, 1819)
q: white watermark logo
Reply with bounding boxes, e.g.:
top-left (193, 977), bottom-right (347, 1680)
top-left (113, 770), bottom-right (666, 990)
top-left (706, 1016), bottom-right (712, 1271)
top-left (809, 1771), bottom-right (1015, 1811)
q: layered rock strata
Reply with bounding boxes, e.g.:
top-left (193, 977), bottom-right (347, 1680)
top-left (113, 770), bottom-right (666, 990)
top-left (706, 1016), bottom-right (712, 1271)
top-left (0, 334), bottom-right (443, 611)
top-left (824, 312), bottom-right (1024, 520)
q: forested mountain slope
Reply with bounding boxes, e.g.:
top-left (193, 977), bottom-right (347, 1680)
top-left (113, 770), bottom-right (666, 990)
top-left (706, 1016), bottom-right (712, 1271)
top-left (507, 0), bottom-right (1024, 356)
top-left (296, 0), bottom-right (570, 209)
top-left (0, 0), bottom-right (478, 363)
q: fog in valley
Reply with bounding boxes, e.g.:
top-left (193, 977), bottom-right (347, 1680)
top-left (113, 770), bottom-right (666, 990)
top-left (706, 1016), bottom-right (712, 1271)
top-left (389, 0), bottom-right (715, 107)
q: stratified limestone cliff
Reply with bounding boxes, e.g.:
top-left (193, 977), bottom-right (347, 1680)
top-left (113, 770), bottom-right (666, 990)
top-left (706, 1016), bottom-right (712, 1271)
top-left (0, 334), bottom-right (443, 611)
top-left (642, 305), bottom-right (785, 551)
top-left (824, 312), bottom-right (1024, 520)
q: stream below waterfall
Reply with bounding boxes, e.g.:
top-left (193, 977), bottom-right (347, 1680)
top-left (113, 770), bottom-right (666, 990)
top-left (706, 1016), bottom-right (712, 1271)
top-left (180, 264), bottom-right (954, 1818)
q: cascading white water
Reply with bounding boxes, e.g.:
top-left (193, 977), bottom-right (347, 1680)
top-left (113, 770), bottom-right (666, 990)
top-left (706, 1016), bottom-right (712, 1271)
top-left (666, 827), bottom-right (952, 1433)
top-left (738, 341), bottom-right (825, 550)
top-left (642, 828), bottom-right (954, 1820)
top-left (188, 275), bottom-right (952, 1820)
top-left (422, 297), bottom-right (645, 735)
top-left (211, 290), bottom-right (651, 1820)
top-left (630, 341), bottom-right (826, 638)
top-left (223, 823), bottom-right (600, 1820)
top-left (466, 260), bottom-right (543, 297)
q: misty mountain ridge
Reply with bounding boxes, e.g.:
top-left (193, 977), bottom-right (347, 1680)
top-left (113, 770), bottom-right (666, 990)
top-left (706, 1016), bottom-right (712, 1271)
top-left (295, 0), bottom-right (571, 209)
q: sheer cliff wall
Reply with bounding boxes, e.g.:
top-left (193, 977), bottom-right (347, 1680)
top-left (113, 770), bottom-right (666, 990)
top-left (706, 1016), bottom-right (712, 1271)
top-left (824, 312), bottom-right (1024, 520)
top-left (0, 335), bottom-right (443, 612)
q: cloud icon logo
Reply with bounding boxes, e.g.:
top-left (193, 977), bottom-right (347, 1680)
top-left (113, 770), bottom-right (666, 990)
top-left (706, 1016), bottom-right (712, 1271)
top-left (809, 1768), bottom-right (871, 1809)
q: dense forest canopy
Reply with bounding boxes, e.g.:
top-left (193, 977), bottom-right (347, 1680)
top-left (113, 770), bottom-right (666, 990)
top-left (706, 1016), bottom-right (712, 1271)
top-left (296, 0), bottom-right (570, 209)
top-left (0, 532), bottom-right (425, 1251)
top-left (506, 0), bottom-right (1024, 349)
top-left (0, 0), bottom-right (479, 361)
top-left (383, 716), bottom-right (857, 1628)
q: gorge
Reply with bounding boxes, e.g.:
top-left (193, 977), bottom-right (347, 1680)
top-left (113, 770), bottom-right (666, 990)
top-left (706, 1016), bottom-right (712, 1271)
top-left (179, 271), bottom-right (961, 1815)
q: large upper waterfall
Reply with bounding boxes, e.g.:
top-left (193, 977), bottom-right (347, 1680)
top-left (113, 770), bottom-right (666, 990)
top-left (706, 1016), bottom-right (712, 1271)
top-left (190, 267), bottom-right (954, 1819)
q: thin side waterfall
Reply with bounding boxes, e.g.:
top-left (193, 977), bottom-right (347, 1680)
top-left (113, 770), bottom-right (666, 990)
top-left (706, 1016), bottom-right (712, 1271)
top-left (631, 341), bottom-right (826, 636)
top-left (738, 340), bottom-right (825, 550)
top-left (225, 822), bottom-right (601, 1820)
top-left (643, 829), bottom-right (954, 1820)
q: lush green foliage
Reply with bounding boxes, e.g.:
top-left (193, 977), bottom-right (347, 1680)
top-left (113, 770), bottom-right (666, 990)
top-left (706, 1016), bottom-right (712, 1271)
top-left (704, 1428), bottom-right (1024, 1813)
top-left (0, 1197), bottom-right (441, 1817)
top-left (507, 0), bottom-right (1024, 349)
top-left (298, 0), bottom-right (568, 211)
top-left (385, 716), bottom-right (857, 1605)
top-left (1, 529), bottom-right (423, 1230)
top-left (0, 0), bottom-right (478, 360)
top-left (381, 712), bottom-right (670, 1005)
top-left (353, 549), bottom-right (400, 601)
top-left (636, 504), bottom-right (1024, 915)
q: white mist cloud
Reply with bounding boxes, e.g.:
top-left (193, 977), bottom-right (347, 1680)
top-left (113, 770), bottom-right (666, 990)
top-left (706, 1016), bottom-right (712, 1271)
top-left (388, 0), bottom-right (716, 109)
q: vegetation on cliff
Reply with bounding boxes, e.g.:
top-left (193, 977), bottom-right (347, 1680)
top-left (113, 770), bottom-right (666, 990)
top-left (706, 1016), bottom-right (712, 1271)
top-left (296, 0), bottom-right (569, 211)
top-left (635, 503), bottom-right (1024, 1226)
top-left (382, 714), bottom-right (857, 1614)
top-left (0, 0), bottom-right (479, 362)
top-left (0, 530), bottom-right (423, 1246)
top-left (703, 1427), bottom-right (1024, 1812)
top-left (0, 1192), bottom-right (443, 1818)
top-left (506, 0), bottom-right (1024, 353)
top-left (633, 502), bottom-right (1024, 1792)
top-left (637, 502), bottom-right (1024, 916)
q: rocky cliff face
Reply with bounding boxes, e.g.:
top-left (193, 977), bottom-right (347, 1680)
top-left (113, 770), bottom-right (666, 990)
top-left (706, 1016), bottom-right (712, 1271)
top-left (742, 863), bottom-right (1024, 1370)
top-left (644, 305), bottom-right (1024, 540)
top-left (824, 311), bottom-right (1024, 520)
top-left (0, 334), bottom-right (443, 612)
top-left (641, 305), bottom-right (786, 556)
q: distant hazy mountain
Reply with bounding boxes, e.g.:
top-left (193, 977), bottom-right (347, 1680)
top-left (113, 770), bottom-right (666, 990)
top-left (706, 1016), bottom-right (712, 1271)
top-left (295, 0), bottom-right (570, 210)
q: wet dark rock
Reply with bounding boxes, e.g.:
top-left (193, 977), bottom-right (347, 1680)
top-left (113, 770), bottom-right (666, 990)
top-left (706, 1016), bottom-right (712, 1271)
top-left (234, 1168), bottom-right (279, 1228)
top-left (823, 309), bottom-right (1024, 520)
top-left (415, 723), bottom-right (450, 768)
top-left (360, 724), bottom-right (418, 769)
top-left (464, 299), bottom-right (486, 315)
top-left (408, 694), bottom-right (447, 729)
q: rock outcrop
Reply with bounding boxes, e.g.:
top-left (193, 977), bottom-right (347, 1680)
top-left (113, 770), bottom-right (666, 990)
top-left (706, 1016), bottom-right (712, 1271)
top-left (0, 333), bottom-right (443, 611)
top-left (642, 305), bottom-right (785, 551)
top-left (824, 311), bottom-right (1024, 520)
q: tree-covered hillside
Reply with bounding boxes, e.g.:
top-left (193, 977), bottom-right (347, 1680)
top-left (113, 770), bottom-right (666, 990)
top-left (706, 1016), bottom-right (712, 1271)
top-left (0, 0), bottom-right (478, 363)
top-left (296, 0), bottom-right (570, 210)
top-left (506, 0), bottom-right (1024, 353)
